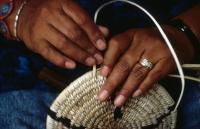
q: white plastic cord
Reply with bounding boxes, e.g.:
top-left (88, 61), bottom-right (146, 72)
top-left (182, 64), bottom-right (200, 70)
top-left (169, 74), bottom-right (200, 83)
top-left (94, 0), bottom-right (185, 111)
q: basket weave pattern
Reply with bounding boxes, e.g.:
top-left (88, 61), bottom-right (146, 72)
top-left (46, 70), bottom-right (176, 129)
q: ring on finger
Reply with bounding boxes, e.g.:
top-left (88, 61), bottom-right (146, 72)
top-left (139, 58), bottom-right (154, 69)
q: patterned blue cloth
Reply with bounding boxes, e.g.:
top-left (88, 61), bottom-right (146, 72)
top-left (0, 0), bottom-right (200, 129)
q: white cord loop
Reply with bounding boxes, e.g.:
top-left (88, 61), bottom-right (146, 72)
top-left (46, 1), bottom-right (200, 128)
top-left (94, 0), bottom-right (185, 111)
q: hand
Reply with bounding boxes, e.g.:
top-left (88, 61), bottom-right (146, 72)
top-left (98, 26), bottom-right (195, 107)
top-left (15, 0), bottom-right (108, 69)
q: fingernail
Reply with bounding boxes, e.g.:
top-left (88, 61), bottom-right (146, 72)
top-left (98, 90), bottom-right (109, 101)
top-left (133, 89), bottom-right (142, 97)
top-left (100, 65), bottom-right (110, 77)
top-left (114, 95), bottom-right (126, 107)
top-left (85, 57), bottom-right (96, 66)
top-left (94, 53), bottom-right (103, 65)
top-left (96, 39), bottom-right (106, 50)
top-left (65, 61), bottom-right (76, 69)
top-left (98, 26), bottom-right (109, 36)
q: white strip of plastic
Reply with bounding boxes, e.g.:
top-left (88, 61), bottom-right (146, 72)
top-left (94, 0), bottom-right (185, 111)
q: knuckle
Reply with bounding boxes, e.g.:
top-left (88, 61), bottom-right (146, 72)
top-left (149, 39), bottom-right (165, 50)
top-left (79, 15), bottom-right (89, 26)
top-left (39, 6), bottom-right (50, 17)
top-left (30, 30), bottom-right (41, 44)
top-left (134, 56), bottom-right (141, 62)
top-left (133, 30), bottom-right (146, 43)
top-left (71, 30), bottom-right (84, 42)
top-left (105, 80), bottom-right (116, 91)
top-left (154, 38), bottom-right (163, 45)
top-left (28, 33), bottom-right (35, 42)
top-left (160, 49), bottom-right (172, 59)
top-left (56, 37), bottom-right (68, 50)
top-left (130, 66), bottom-right (147, 79)
top-left (54, 7), bottom-right (64, 16)
top-left (28, 39), bottom-right (41, 53)
top-left (124, 54), bottom-right (133, 61)
top-left (58, 36), bottom-right (67, 44)
top-left (29, 23), bottom-right (38, 37)
top-left (151, 69), bottom-right (163, 78)
top-left (109, 38), bottom-right (120, 47)
top-left (41, 47), bottom-right (50, 57)
top-left (108, 38), bottom-right (121, 52)
top-left (116, 60), bottom-right (131, 73)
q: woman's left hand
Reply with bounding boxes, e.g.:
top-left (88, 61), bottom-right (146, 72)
top-left (98, 26), bottom-right (195, 107)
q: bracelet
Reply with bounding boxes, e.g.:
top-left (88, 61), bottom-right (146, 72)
top-left (14, 0), bottom-right (27, 40)
top-left (167, 19), bottom-right (200, 63)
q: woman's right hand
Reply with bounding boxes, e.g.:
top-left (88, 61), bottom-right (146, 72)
top-left (9, 0), bottom-right (108, 69)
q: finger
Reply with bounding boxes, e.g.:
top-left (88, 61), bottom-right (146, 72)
top-left (39, 40), bottom-right (76, 69)
top-left (100, 31), bottom-right (133, 77)
top-left (98, 59), bottom-right (131, 102)
top-left (49, 10), bottom-right (103, 64)
top-left (62, 0), bottom-right (106, 50)
top-left (98, 25), bottom-right (109, 37)
top-left (98, 47), bottom-right (143, 102)
top-left (114, 63), bottom-right (149, 107)
top-left (132, 58), bottom-right (176, 97)
top-left (43, 25), bottom-right (96, 66)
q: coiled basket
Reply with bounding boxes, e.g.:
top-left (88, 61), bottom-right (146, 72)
top-left (46, 0), bottom-right (185, 128)
top-left (46, 69), bottom-right (177, 129)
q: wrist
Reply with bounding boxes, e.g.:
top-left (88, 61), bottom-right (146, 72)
top-left (162, 25), bottom-right (195, 64)
top-left (166, 18), bottom-right (200, 63)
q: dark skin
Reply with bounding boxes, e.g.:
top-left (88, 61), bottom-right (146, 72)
top-left (98, 3), bottom-right (200, 107)
top-left (6, 0), bottom-right (109, 69)
top-left (5, 1), bottom-right (200, 107)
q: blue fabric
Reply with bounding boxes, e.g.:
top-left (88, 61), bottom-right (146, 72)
top-left (177, 81), bottom-right (200, 129)
top-left (0, 39), bottom-right (59, 129)
top-left (0, 0), bottom-right (200, 129)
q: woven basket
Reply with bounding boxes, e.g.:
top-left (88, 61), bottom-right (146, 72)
top-left (46, 0), bottom-right (185, 128)
top-left (46, 69), bottom-right (177, 129)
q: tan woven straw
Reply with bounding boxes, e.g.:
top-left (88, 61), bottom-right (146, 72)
top-left (46, 0), bottom-right (186, 128)
top-left (46, 68), bottom-right (177, 129)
